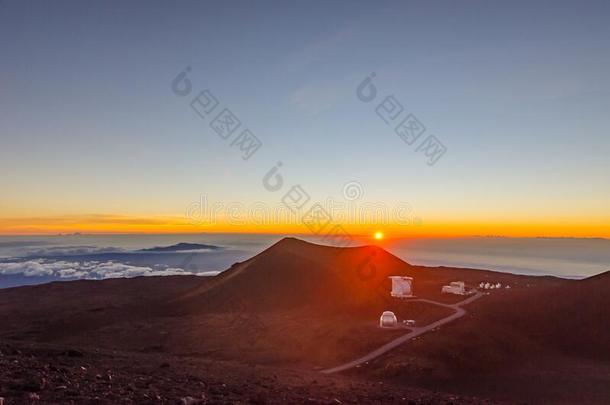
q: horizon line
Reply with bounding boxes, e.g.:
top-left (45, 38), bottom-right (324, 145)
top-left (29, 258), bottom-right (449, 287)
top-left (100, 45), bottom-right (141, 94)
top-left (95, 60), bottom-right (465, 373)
top-left (0, 231), bottom-right (608, 241)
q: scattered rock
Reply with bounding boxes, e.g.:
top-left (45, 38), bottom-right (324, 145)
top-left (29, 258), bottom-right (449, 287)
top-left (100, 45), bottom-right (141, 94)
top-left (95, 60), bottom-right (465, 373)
top-left (179, 395), bottom-right (207, 405)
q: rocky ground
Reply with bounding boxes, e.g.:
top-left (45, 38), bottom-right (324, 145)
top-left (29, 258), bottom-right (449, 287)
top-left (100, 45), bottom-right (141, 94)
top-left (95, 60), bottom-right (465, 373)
top-left (0, 341), bottom-right (497, 404)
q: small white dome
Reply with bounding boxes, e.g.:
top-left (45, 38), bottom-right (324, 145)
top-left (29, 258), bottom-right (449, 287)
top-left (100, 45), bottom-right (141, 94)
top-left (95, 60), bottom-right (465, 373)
top-left (380, 311), bottom-right (398, 327)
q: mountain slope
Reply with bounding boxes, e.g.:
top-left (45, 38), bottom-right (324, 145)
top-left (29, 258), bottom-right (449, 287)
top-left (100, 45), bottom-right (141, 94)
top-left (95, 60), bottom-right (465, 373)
top-left (489, 269), bottom-right (610, 358)
top-left (178, 237), bottom-right (424, 313)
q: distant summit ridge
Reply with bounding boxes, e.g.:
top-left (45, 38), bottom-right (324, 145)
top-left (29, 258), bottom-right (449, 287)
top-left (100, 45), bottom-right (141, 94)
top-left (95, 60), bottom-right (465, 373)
top-left (139, 242), bottom-right (222, 252)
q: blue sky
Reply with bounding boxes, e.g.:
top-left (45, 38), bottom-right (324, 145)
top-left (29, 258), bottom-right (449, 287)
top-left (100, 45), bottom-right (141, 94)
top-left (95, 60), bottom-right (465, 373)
top-left (1, 0), bottom-right (609, 236)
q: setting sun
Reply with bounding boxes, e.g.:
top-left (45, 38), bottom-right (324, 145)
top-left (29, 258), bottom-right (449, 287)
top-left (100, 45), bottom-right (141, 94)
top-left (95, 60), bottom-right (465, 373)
top-left (0, 3), bottom-right (609, 403)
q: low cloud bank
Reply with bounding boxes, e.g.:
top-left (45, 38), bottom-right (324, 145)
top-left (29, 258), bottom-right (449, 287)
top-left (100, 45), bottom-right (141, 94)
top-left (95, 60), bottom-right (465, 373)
top-left (0, 259), bottom-right (200, 279)
top-left (20, 246), bottom-right (126, 257)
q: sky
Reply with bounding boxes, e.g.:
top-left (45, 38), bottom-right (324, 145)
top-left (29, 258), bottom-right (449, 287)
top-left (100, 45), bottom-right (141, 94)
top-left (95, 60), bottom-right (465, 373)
top-left (0, 0), bottom-right (609, 237)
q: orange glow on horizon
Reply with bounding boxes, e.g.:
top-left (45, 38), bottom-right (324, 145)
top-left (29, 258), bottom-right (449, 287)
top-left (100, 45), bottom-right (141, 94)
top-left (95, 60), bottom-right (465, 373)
top-left (0, 214), bottom-right (610, 239)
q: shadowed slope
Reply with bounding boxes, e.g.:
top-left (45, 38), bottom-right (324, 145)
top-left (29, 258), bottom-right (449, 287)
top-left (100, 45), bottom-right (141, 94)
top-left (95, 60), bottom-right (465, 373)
top-left (488, 268), bottom-right (610, 358)
top-left (177, 237), bottom-right (424, 313)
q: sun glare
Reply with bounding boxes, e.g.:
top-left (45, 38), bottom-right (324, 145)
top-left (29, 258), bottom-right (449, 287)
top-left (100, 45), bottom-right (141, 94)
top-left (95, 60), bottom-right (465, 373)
top-left (374, 231), bottom-right (384, 240)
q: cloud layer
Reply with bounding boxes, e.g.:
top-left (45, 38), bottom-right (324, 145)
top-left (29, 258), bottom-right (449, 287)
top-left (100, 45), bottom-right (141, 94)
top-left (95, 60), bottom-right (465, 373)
top-left (0, 259), bottom-right (200, 279)
top-left (20, 246), bottom-right (126, 257)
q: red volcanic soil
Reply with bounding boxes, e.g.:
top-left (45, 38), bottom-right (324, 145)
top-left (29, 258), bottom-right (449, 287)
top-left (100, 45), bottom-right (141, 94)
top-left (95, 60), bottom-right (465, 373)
top-left (1, 237), bottom-right (609, 404)
top-left (0, 341), bottom-right (490, 404)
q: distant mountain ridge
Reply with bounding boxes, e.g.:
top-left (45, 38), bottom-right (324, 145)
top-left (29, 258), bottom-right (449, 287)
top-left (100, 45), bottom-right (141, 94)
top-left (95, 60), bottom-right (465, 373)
top-left (139, 242), bottom-right (222, 252)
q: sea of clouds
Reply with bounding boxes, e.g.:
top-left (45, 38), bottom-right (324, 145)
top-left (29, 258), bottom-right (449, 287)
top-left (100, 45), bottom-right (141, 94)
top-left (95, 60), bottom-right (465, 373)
top-left (0, 259), bottom-right (219, 280)
top-left (18, 246), bottom-right (127, 258)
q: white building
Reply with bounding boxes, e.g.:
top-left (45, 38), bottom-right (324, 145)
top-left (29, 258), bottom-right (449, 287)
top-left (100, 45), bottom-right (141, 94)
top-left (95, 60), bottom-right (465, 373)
top-left (379, 311), bottom-right (398, 327)
top-left (388, 276), bottom-right (413, 298)
top-left (442, 281), bottom-right (467, 295)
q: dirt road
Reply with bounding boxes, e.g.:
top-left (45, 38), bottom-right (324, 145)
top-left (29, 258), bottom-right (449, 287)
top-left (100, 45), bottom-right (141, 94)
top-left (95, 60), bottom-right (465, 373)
top-left (321, 292), bottom-right (483, 374)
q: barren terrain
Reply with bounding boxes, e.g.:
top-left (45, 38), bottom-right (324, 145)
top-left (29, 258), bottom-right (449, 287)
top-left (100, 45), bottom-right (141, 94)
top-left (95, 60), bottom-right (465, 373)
top-left (1, 238), bottom-right (609, 404)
